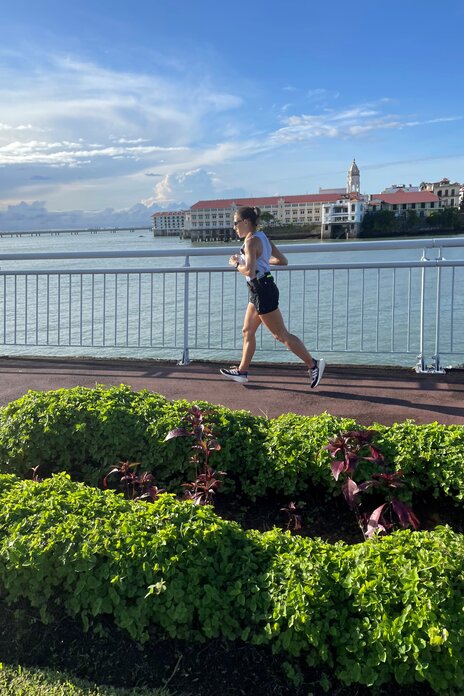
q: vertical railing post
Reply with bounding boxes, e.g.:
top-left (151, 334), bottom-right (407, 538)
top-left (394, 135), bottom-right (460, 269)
top-left (431, 251), bottom-right (445, 373)
top-left (178, 255), bottom-right (191, 365)
top-left (415, 248), bottom-right (427, 373)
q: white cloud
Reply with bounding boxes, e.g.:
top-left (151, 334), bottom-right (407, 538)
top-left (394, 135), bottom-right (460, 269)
top-left (142, 169), bottom-right (220, 206)
top-left (0, 122), bottom-right (34, 131)
top-left (0, 50), bottom-right (242, 175)
top-left (270, 104), bottom-right (462, 144)
top-left (0, 139), bottom-right (188, 167)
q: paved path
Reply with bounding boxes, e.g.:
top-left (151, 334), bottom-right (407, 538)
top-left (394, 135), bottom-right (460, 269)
top-left (0, 357), bottom-right (462, 425)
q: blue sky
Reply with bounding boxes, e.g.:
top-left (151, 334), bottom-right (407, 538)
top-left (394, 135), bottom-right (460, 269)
top-left (0, 0), bottom-right (463, 229)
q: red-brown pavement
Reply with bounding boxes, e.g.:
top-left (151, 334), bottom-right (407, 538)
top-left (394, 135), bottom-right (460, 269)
top-left (0, 357), bottom-right (462, 425)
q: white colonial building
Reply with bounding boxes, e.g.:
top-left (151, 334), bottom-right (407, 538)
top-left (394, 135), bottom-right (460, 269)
top-left (420, 178), bottom-right (461, 208)
top-left (152, 210), bottom-right (187, 236)
top-left (321, 192), bottom-right (366, 238)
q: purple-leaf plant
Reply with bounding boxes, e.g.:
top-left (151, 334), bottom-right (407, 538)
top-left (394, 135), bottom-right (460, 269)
top-left (103, 460), bottom-right (166, 502)
top-left (280, 501), bottom-right (303, 532)
top-left (326, 430), bottom-right (420, 540)
top-left (165, 405), bottom-right (226, 505)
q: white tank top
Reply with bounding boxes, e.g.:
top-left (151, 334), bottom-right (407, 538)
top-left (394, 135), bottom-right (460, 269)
top-left (239, 231), bottom-right (272, 281)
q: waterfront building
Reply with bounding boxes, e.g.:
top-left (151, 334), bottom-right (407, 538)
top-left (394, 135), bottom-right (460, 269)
top-left (420, 178), bottom-right (461, 208)
top-left (185, 192), bottom-right (362, 240)
top-left (183, 160), bottom-right (366, 240)
top-left (321, 192), bottom-right (365, 238)
top-left (152, 210), bottom-right (187, 236)
top-left (368, 190), bottom-right (440, 217)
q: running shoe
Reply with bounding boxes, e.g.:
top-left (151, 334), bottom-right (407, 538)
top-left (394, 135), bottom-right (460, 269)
top-left (220, 366), bottom-right (249, 383)
top-left (309, 358), bottom-right (325, 388)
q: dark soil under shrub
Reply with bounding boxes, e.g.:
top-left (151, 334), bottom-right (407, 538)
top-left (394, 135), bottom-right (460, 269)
top-left (0, 599), bottom-right (438, 696)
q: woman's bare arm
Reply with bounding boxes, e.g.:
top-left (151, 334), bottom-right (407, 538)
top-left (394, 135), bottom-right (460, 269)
top-left (269, 240), bottom-right (288, 266)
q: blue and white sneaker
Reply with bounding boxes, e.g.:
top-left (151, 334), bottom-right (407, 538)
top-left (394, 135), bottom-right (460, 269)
top-left (309, 358), bottom-right (325, 388)
top-left (220, 366), bottom-right (248, 383)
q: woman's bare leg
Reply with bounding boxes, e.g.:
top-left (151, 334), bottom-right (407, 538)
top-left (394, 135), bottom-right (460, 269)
top-left (260, 308), bottom-right (314, 366)
top-left (238, 303), bottom-right (262, 372)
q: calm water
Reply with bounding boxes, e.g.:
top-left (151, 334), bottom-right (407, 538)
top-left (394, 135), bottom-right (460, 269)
top-left (0, 230), bottom-right (463, 368)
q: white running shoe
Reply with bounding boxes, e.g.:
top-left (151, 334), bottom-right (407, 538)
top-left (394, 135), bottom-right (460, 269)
top-left (309, 358), bottom-right (325, 388)
top-left (220, 366), bottom-right (249, 383)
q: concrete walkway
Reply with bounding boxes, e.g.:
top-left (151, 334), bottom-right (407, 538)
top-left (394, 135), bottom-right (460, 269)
top-left (0, 357), bottom-right (462, 425)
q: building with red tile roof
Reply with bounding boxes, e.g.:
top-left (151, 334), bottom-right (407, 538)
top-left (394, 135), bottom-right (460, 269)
top-left (368, 189), bottom-right (440, 217)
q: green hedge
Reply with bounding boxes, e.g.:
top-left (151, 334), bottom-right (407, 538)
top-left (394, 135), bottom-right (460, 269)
top-left (0, 386), bottom-right (355, 498)
top-left (374, 420), bottom-right (464, 501)
top-left (0, 473), bottom-right (462, 695)
top-left (0, 386), bottom-right (462, 501)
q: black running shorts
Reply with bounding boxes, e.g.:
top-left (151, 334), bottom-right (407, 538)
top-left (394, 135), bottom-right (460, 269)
top-left (247, 275), bottom-right (279, 315)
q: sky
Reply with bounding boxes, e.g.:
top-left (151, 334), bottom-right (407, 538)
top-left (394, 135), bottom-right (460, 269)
top-left (0, 0), bottom-right (463, 230)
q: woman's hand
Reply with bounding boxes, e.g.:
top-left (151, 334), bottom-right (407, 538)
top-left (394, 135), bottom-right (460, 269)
top-left (229, 254), bottom-right (239, 267)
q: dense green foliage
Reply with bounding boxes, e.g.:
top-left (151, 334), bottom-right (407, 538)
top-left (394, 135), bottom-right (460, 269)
top-left (374, 420), bottom-right (464, 502)
top-left (0, 663), bottom-right (173, 696)
top-left (0, 386), bottom-right (354, 497)
top-left (0, 473), bottom-right (462, 694)
top-left (0, 386), bottom-right (462, 503)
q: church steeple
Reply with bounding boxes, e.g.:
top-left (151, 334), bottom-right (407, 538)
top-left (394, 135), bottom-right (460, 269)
top-left (347, 159), bottom-right (360, 193)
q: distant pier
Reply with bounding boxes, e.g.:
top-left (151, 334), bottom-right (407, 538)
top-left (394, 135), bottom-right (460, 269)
top-left (0, 226), bottom-right (152, 238)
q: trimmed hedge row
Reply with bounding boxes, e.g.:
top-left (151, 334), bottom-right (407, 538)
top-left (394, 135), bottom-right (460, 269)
top-left (0, 473), bottom-right (462, 694)
top-left (0, 385), bottom-right (463, 502)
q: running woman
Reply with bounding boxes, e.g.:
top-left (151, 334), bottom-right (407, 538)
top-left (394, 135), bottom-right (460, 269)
top-left (220, 205), bottom-right (325, 388)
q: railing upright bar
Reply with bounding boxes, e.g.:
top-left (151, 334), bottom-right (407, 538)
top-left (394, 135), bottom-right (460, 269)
top-left (345, 269), bottom-right (350, 350)
top-left (25, 275), bottom-right (28, 344)
top-left (79, 275), bottom-right (83, 346)
top-left (330, 269), bottom-right (335, 350)
top-left (179, 255), bottom-right (190, 364)
top-left (126, 273), bottom-right (130, 347)
top-left (138, 274), bottom-right (142, 347)
top-left (14, 275), bottom-right (17, 344)
top-left (68, 275), bottom-right (72, 346)
top-left (450, 267), bottom-right (455, 351)
top-left (391, 268), bottom-right (396, 352)
top-left (316, 269), bottom-right (320, 350)
top-left (3, 276), bottom-right (6, 344)
top-left (35, 276), bottom-right (39, 344)
top-left (375, 269), bottom-right (380, 353)
top-left (407, 270), bottom-right (412, 353)
top-left (91, 276), bottom-right (95, 346)
top-left (360, 269), bottom-right (365, 351)
top-left (433, 265), bottom-right (445, 373)
top-left (57, 274), bottom-right (61, 346)
top-left (102, 274), bottom-right (106, 346)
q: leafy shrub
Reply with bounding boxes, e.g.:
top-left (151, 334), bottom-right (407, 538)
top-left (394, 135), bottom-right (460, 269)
top-left (0, 386), bottom-right (176, 486)
top-left (0, 387), bottom-right (463, 505)
top-left (374, 421), bottom-right (464, 502)
top-left (0, 388), bottom-right (348, 499)
top-left (259, 412), bottom-right (358, 497)
top-left (0, 473), bottom-right (463, 694)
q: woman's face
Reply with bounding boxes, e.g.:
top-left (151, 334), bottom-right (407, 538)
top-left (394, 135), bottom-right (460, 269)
top-left (233, 214), bottom-right (249, 238)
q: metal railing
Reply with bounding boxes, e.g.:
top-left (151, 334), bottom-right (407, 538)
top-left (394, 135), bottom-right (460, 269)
top-left (0, 237), bottom-right (463, 372)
